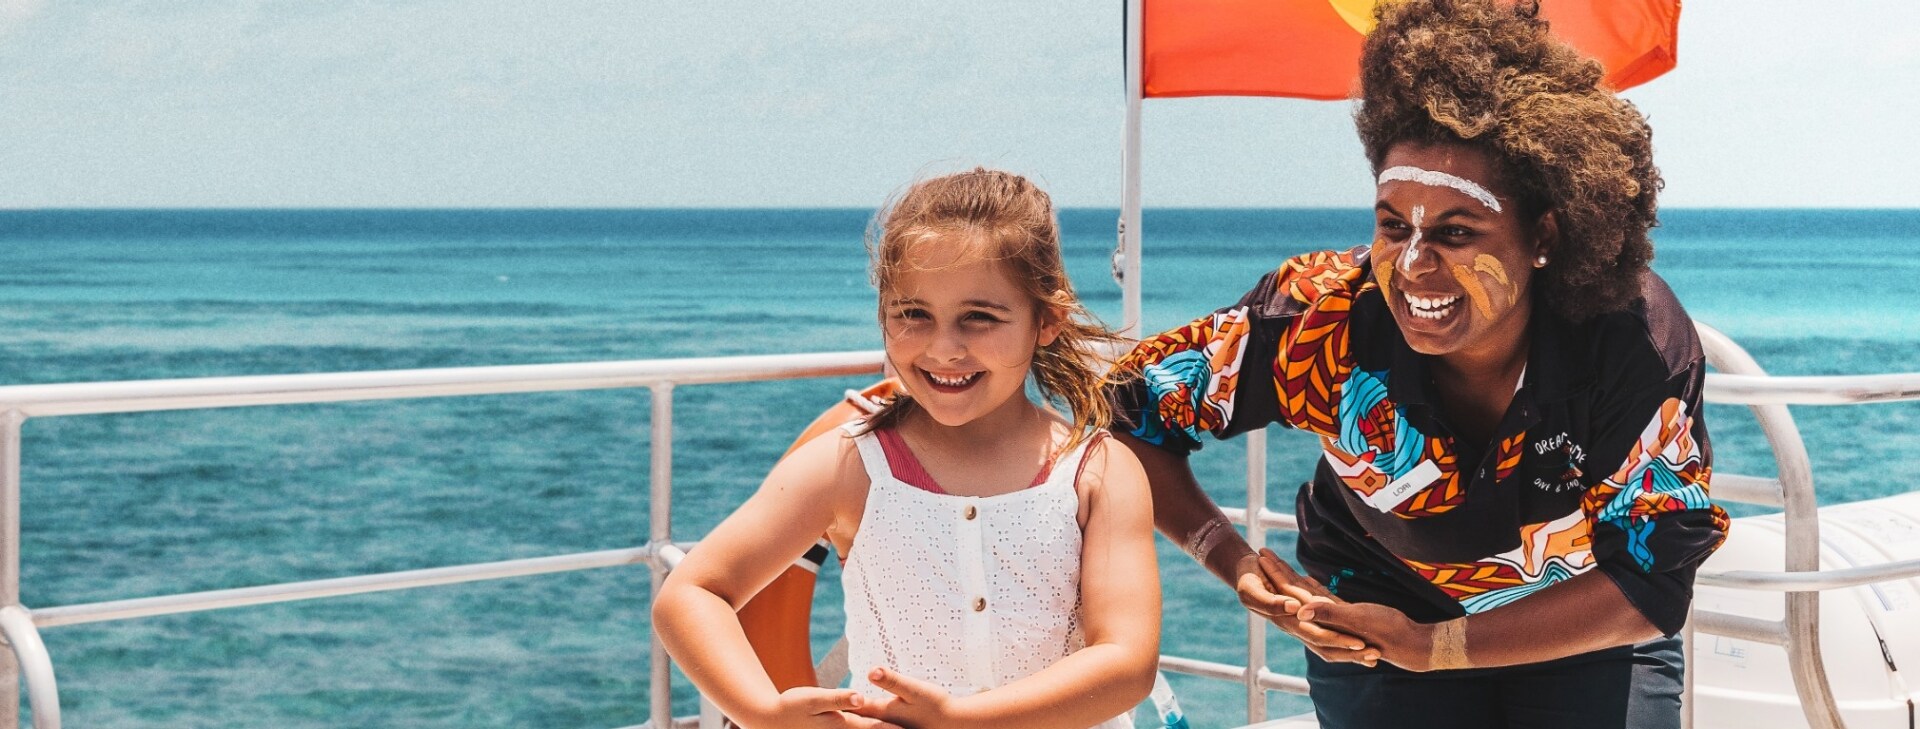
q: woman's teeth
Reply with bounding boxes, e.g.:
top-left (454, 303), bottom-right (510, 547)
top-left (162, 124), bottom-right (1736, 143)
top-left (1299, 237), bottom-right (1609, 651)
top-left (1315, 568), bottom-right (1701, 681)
top-left (926, 371), bottom-right (981, 387)
top-left (1404, 292), bottom-right (1460, 320)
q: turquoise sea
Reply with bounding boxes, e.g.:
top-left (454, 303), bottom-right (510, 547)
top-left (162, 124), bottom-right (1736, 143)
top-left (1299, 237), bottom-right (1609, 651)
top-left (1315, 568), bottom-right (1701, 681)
top-left (2, 209), bottom-right (1918, 727)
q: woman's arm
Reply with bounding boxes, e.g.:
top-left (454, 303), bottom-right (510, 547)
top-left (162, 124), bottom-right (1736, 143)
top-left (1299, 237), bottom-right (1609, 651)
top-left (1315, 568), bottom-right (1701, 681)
top-left (652, 433), bottom-right (898, 729)
top-left (1298, 569), bottom-right (1658, 670)
top-left (1305, 372), bottom-right (1728, 670)
top-left (853, 441), bottom-right (1161, 728)
top-left (1116, 432), bottom-right (1376, 665)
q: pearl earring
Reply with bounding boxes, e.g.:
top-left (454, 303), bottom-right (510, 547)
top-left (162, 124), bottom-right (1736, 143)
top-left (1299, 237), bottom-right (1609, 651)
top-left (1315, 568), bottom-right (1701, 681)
top-left (1535, 255), bottom-right (1549, 267)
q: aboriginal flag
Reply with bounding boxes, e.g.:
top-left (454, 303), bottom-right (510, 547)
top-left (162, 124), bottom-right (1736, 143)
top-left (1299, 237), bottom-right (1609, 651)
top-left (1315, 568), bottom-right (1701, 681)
top-left (1142, 0), bottom-right (1680, 99)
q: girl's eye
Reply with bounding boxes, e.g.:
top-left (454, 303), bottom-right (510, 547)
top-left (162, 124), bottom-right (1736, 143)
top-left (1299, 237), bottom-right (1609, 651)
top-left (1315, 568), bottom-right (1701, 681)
top-left (964, 311), bottom-right (1006, 324)
top-left (892, 308), bottom-right (930, 321)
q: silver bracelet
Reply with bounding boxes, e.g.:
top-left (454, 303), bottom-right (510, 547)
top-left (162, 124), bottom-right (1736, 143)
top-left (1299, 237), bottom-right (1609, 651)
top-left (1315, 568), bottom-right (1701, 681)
top-left (1183, 516), bottom-right (1235, 562)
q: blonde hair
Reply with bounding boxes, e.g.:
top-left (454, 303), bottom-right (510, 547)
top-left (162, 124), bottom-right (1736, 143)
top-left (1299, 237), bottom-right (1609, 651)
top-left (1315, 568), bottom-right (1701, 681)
top-left (862, 167), bottom-right (1123, 453)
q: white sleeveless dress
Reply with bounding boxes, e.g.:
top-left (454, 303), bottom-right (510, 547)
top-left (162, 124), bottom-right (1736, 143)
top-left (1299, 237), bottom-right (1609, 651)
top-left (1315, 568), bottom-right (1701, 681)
top-left (839, 423), bottom-right (1133, 729)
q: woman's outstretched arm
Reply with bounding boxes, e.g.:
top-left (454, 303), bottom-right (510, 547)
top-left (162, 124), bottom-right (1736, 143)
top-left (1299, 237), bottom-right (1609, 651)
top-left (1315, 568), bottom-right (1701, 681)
top-left (1116, 432), bottom-right (1377, 666)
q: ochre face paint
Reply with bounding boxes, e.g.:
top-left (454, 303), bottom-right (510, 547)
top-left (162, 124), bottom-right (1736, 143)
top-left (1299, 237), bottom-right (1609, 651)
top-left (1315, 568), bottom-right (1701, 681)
top-left (1450, 264), bottom-right (1496, 321)
top-left (1472, 254), bottom-right (1515, 305)
top-left (1373, 238), bottom-right (1396, 301)
top-left (1378, 166), bottom-right (1503, 213)
top-left (1400, 205), bottom-right (1425, 272)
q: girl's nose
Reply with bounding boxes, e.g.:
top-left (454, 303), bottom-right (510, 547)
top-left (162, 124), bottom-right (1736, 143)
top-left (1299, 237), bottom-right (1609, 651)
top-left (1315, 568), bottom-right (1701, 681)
top-left (926, 324), bottom-right (967, 361)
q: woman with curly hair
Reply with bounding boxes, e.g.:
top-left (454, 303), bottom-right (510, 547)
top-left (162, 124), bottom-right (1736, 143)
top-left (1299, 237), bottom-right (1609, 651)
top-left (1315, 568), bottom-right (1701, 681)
top-left (1108, 0), bottom-right (1728, 726)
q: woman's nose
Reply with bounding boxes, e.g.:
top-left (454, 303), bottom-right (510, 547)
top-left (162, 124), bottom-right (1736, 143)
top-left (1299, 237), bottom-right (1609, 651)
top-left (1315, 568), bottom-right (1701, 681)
top-left (1399, 233), bottom-right (1440, 276)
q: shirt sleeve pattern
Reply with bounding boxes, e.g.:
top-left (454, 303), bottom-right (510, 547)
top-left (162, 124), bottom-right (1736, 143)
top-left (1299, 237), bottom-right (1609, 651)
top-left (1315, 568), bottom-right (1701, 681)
top-left (1113, 307), bottom-right (1253, 449)
top-left (1580, 384), bottom-right (1732, 634)
top-left (1110, 248), bottom-right (1370, 452)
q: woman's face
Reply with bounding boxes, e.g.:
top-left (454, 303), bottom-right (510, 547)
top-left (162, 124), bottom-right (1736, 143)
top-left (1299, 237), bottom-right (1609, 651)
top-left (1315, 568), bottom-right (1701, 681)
top-left (1371, 141), bottom-right (1549, 358)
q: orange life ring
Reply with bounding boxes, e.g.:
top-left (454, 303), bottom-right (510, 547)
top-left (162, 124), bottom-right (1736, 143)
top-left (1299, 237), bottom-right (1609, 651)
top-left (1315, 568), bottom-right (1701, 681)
top-left (737, 378), bottom-right (900, 690)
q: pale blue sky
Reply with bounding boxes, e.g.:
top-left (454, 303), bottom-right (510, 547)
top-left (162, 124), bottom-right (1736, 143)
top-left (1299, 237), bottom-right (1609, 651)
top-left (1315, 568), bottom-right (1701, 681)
top-left (1, 1), bottom-right (1916, 208)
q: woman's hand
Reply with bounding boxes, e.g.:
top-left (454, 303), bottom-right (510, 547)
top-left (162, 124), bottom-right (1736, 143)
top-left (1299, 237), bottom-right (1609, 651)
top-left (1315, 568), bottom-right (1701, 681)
top-left (1295, 599), bottom-right (1434, 672)
top-left (741, 686), bottom-right (905, 729)
top-left (848, 667), bottom-right (966, 728)
top-left (1238, 549), bottom-right (1380, 666)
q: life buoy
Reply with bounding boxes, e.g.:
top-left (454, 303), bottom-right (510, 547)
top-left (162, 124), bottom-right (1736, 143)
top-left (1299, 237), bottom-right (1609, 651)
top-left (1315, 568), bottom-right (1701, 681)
top-left (736, 378), bottom-right (900, 691)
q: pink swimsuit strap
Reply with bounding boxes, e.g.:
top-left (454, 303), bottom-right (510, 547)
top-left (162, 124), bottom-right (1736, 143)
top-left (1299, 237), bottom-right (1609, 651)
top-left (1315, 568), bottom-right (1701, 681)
top-left (872, 427), bottom-right (1053, 495)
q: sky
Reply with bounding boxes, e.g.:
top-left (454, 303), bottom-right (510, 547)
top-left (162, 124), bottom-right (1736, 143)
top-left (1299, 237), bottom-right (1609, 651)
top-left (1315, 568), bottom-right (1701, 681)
top-left (1, 1), bottom-right (1916, 209)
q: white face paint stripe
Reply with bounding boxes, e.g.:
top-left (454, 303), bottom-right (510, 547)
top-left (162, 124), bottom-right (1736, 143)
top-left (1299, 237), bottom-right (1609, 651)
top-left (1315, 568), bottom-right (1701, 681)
top-left (1378, 166), bottom-right (1504, 213)
top-left (1400, 205), bottom-right (1424, 272)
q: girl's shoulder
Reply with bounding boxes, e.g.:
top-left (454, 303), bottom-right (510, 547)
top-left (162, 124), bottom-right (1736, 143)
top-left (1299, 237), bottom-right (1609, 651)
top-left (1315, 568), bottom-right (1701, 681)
top-left (1068, 429), bottom-right (1149, 497)
top-left (776, 423), bottom-right (874, 497)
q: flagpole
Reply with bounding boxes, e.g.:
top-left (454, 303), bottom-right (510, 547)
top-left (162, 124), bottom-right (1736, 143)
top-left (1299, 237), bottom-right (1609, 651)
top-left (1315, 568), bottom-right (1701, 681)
top-left (1118, 0), bottom-right (1144, 338)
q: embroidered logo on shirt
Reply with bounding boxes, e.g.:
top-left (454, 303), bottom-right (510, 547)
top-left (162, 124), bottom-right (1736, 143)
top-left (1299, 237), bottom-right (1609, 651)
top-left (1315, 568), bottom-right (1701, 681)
top-left (1530, 432), bottom-right (1587, 493)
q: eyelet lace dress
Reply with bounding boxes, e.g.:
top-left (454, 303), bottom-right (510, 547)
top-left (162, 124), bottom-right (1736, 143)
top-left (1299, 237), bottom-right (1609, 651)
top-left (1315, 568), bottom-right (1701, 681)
top-left (838, 422), bottom-right (1131, 729)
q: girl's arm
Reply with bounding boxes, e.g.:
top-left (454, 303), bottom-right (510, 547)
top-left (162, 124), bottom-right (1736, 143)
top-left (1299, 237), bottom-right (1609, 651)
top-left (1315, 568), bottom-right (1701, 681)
top-left (652, 433), bottom-right (897, 729)
top-left (855, 440), bottom-right (1162, 728)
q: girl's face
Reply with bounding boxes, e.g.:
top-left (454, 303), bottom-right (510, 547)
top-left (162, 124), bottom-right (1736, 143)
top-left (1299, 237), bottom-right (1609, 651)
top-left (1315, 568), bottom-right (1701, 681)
top-left (880, 238), bottom-right (1059, 428)
top-left (1370, 141), bottom-right (1551, 358)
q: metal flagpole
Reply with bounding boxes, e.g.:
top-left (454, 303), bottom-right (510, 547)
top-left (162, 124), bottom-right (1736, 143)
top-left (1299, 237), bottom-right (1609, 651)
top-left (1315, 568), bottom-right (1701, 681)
top-left (1117, 0), bottom-right (1144, 338)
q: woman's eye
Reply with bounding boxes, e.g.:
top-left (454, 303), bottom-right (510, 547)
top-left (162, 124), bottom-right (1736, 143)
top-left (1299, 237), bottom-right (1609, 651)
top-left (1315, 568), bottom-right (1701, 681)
top-left (1437, 226), bottom-right (1475, 239)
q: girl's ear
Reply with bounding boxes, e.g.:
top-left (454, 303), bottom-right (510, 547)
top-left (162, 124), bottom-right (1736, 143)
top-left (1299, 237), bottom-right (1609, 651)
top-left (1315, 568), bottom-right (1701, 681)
top-left (1036, 301), bottom-right (1067, 348)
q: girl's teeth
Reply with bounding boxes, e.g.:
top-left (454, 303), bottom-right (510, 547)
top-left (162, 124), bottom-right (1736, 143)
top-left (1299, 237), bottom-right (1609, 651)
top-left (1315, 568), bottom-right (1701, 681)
top-left (928, 371), bottom-right (978, 386)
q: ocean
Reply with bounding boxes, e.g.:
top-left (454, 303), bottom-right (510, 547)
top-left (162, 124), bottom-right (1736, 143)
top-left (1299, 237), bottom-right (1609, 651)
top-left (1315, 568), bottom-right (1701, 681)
top-left (2, 208), bottom-right (1917, 727)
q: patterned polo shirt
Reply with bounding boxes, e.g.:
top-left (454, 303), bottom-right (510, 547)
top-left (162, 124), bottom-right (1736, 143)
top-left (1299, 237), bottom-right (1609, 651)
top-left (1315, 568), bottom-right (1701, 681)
top-left (1111, 246), bottom-right (1730, 634)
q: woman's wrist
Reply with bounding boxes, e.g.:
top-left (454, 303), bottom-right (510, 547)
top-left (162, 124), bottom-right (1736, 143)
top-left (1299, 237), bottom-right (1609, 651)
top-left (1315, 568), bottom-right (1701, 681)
top-left (1386, 617), bottom-right (1466, 672)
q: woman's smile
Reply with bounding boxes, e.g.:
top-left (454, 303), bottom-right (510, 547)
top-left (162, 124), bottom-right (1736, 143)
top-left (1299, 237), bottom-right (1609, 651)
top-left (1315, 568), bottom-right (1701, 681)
top-left (1401, 291), bottom-right (1461, 321)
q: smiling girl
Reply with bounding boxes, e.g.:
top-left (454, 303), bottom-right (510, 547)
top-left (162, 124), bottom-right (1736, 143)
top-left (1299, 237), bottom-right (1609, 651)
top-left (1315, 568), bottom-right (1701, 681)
top-left (654, 168), bottom-right (1158, 729)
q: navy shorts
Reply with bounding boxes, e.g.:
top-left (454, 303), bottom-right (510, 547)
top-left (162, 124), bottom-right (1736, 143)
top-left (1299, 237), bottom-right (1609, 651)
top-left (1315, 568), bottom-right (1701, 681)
top-left (1304, 636), bottom-right (1683, 729)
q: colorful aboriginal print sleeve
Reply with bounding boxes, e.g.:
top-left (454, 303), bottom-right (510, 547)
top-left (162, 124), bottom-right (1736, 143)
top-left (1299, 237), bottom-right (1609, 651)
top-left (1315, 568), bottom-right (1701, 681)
top-left (1579, 363), bottom-right (1732, 635)
top-left (1109, 249), bottom-right (1370, 454)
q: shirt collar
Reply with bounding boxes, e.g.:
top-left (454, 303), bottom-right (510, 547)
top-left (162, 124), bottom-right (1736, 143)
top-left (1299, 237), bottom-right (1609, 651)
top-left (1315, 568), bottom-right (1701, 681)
top-left (1386, 304), bottom-right (1592, 409)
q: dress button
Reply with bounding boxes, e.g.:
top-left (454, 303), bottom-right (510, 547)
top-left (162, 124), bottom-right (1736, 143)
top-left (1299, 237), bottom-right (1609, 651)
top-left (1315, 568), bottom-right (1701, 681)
top-left (964, 505), bottom-right (977, 520)
top-left (973, 597), bottom-right (987, 612)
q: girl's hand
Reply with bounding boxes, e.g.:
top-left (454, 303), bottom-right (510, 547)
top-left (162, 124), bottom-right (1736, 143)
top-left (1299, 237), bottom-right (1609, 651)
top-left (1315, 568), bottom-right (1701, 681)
top-left (1238, 549), bottom-right (1380, 667)
top-left (847, 667), bottom-right (966, 728)
top-left (1295, 600), bottom-right (1431, 672)
top-left (747, 687), bottom-right (906, 729)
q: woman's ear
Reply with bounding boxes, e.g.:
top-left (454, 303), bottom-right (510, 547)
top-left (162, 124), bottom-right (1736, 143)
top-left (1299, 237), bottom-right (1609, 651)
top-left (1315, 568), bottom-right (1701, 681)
top-left (1532, 210), bottom-right (1560, 267)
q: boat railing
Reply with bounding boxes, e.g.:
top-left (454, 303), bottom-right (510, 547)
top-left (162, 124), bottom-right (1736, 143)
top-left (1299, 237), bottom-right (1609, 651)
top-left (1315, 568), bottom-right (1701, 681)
top-left (0, 325), bottom-right (1917, 729)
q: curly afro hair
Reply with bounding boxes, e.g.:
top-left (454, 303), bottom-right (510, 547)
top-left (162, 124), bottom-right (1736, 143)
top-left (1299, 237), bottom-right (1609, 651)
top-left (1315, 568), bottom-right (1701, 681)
top-left (1356, 0), bottom-right (1663, 322)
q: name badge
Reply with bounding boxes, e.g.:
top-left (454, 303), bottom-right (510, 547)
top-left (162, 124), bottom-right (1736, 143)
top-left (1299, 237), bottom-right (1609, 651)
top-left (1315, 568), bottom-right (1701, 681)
top-left (1358, 459), bottom-right (1441, 513)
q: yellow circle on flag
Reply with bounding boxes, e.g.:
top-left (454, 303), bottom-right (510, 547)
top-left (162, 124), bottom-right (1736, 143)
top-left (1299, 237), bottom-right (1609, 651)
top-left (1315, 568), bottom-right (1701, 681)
top-left (1328, 0), bottom-right (1379, 34)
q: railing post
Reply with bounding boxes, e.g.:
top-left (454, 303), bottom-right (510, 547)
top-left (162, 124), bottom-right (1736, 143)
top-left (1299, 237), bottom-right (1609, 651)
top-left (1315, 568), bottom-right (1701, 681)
top-left (1, 410), bottom-right (24, 729)
top-left (648, 385), bottom-right (675, 729)
top-left (1243, 429), bottom-right (1269, 723)
top-left (1697, 323), bottom-right (1845, 729)
top-left (1681, 611), bottom-right (1695, 729)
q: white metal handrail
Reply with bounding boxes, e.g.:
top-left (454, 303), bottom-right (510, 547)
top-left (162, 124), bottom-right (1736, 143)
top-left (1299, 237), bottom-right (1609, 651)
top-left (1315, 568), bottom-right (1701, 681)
top-left (0, 339), bottom-right (1915, 729)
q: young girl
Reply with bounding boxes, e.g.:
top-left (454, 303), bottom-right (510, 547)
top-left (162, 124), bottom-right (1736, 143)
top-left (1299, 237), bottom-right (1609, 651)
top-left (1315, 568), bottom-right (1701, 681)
top-left (654, 168), bottom-right (1160, 729)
